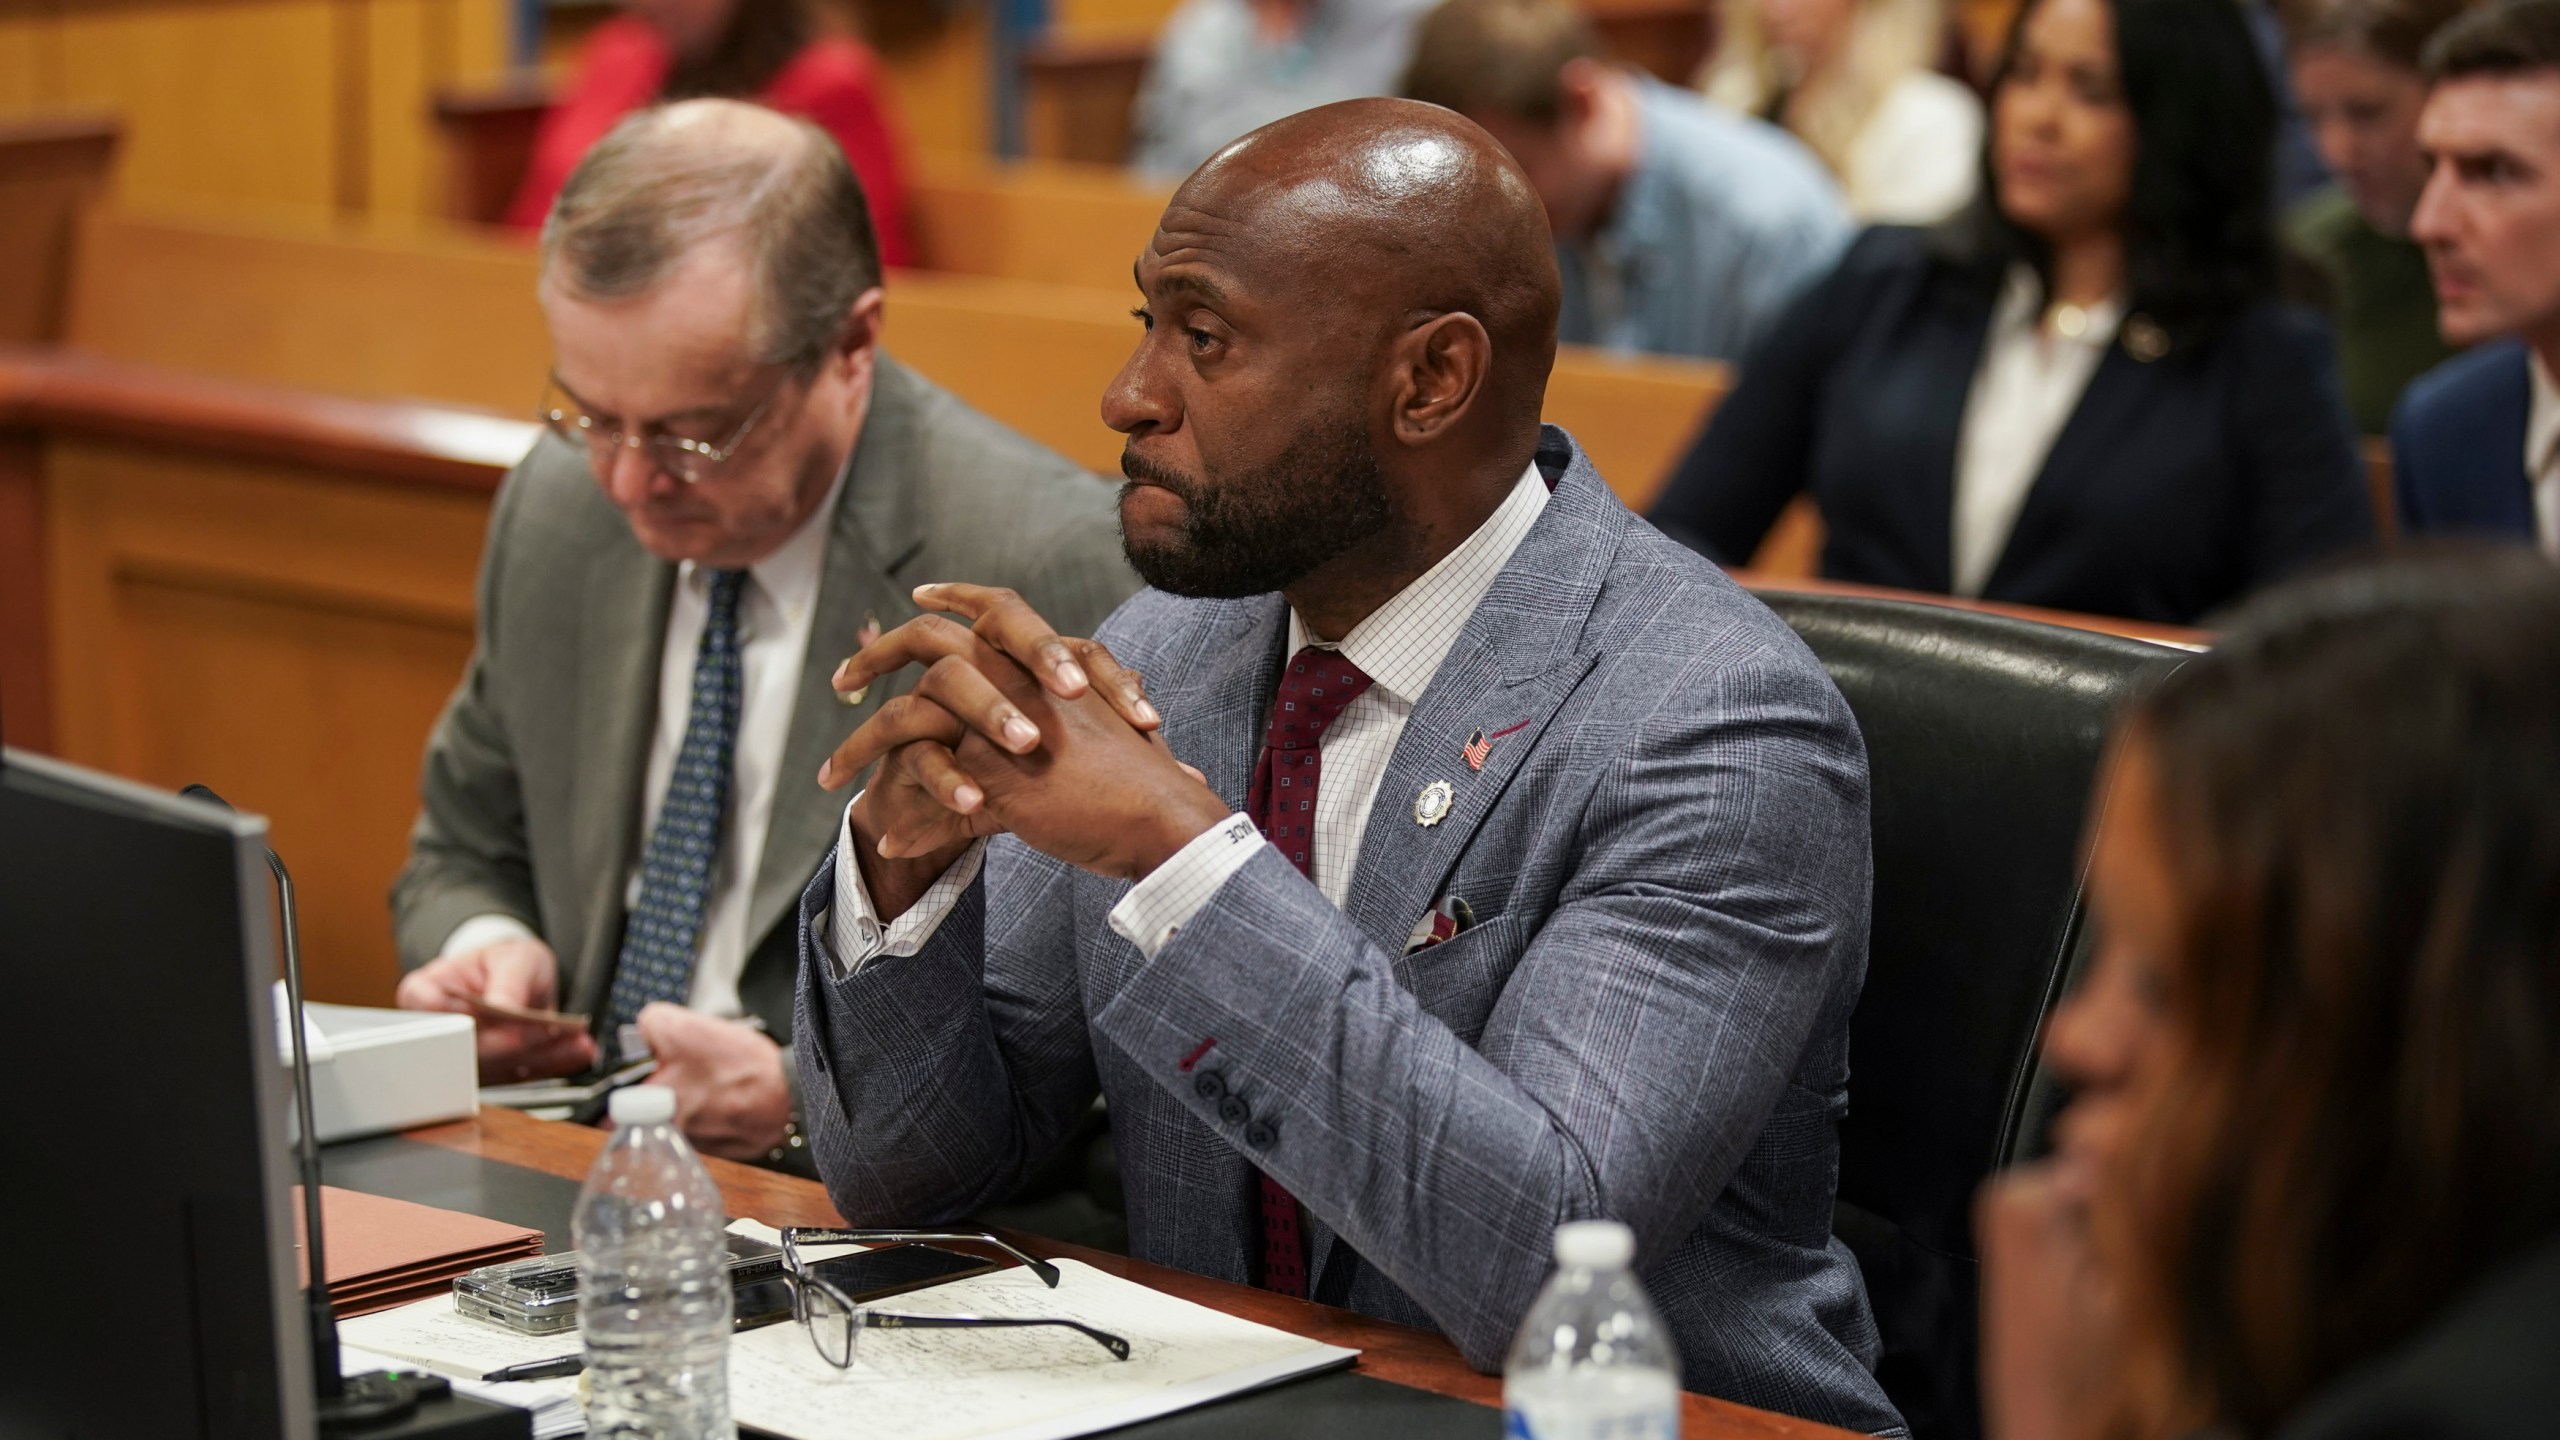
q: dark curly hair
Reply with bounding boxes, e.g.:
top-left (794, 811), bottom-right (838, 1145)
top-left (1941, 0), bottom-right (2281, 352)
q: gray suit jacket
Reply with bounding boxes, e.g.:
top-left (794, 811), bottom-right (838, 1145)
top-left (393, 356), bottom-right (1138, 1064)
top-left (794, 427), bottom-right (1902, 1435)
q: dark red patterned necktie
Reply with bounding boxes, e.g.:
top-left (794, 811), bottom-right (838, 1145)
top-left (1242, 645), bottom-right (1374, 1297)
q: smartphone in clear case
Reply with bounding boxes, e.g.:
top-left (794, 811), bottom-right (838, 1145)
top-left (453, 1234), bottom-right (785, 1335)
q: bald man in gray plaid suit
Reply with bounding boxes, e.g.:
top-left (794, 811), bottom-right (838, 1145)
top-left (791, 100), bottom-right (1903, 1435)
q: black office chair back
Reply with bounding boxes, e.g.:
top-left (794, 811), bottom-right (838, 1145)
top-left (1754, 591), bottom-right (2185, 1440)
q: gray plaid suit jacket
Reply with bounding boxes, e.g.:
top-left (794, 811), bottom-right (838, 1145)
top-left (795, 426), bottom-right (1902, 1435)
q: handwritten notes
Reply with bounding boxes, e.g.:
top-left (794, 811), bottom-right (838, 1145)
top-left (336, 1238), bottom-right (1356, 1440)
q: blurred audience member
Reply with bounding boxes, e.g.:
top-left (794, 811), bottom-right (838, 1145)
top-left (2394, 1), bottom-right (2560, 554)
top-left (1980, 551), bottom-right (2560, 1440)
top-left (1130, 0), bottom-right (1439, 177)
top-left (1650, 0), bottom-right (2372, 626)
top-left (2284, 0), bottom-right (2471, 433)
top-left (1700, 0), bottom-right (1984, 223)
top-left (1403, 0), bottom-right (1850, 362)
top-left (2251, 0), bottom-right (2341, 208)
top-left (507, 0), bottom-right (914, 266)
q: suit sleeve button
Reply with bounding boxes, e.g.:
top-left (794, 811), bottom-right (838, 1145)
top-left (1193, 1071), bottom-right (1226, 1099)
top-left (1218, 1094), bottom-right (1250, 1126)
top-left (1243, 1121), bottom-right (1276, 1149)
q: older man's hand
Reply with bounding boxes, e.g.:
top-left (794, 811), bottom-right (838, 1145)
top-left (634, 1003), bottom-right (791, 1162)
top-left (820, 584), bottom-right (1223, 885)
top-left (397, 936), bottom-right (599, 1084)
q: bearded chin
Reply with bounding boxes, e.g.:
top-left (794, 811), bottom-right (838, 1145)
top-left (1118, 421), bottom-right (1393, 598)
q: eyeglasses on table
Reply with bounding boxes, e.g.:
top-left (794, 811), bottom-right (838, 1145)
top-left (777, 1226), bottom-right (1131, 1370)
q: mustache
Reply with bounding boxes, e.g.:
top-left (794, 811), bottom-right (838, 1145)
top-left (1120, 448), bottom-right (1199, 498)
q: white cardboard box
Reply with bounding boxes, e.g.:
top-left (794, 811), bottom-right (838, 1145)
top-left (276, 988), bottom-right (479, 1143)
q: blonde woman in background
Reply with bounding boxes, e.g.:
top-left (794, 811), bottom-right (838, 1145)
top-left (1702, 0), bottom-right (1984, 221)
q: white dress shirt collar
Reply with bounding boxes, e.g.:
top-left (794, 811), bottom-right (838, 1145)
top-left (2525, 348), bottom-right (2560, 558)
top-left (1286, 460), bottom-right (1550, 700)
top-left (674, 459), bottom-right (847, 622)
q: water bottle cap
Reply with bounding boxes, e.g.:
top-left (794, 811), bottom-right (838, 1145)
top-left (609, 1084), bottom-right (678, 1127)
top-left (1554, 1220), bottom-right (1635, 1270)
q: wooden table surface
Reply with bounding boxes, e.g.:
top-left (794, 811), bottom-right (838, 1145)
top-left (409, 1108), bottom-right (1865, 1440)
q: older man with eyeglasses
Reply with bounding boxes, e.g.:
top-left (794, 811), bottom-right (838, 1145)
top-left (391, 99), bottom-right (1136, 1177)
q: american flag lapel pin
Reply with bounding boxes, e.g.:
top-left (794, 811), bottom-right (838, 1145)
top-left (1462, 730), bottom-right (1491, 771)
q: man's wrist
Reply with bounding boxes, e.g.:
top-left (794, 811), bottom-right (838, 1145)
top-left (1131, 788), bottom-right (1240, 880)
top-left (850, 794), bottom-right (970, 921)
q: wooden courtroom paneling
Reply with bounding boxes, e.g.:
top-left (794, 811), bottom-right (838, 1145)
top-left (62, 209), bottom-right (1734, 515)
top-left (43, 437), bottom-right (493, 1006)
top-left (0, 111), bottom-right (120, 345)
top-left (1, 0), bottom-right (513, 221)
top-left (0, 7), bottom-right (54, 116)
top-left (432, 72), bottom-right (551, 225)
top-left (909, 152), bottom-right (1170, 289)
top-left (52, 0), bottom-right (343, 210)
top-left (362, 0), bottom-right (514, 220)
top-left (66, 208), bottom-right (552, 414)
top-left (875, 1), bottom-right (994, 158)
top-left (0, 427), bottom-right (45, 752)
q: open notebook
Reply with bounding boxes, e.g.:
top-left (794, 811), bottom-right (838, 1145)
top-left (339, 1221), bottom-right (1358, 1440)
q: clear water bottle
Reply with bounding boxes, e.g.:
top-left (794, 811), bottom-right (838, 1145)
top-left (1502, 1220), bottom-right (1681, 1440)
top-left (574, 1085), bottom-right (732, 1439)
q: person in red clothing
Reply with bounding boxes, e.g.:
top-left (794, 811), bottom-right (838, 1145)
top-left (508, 0), bottom-right (914, 267)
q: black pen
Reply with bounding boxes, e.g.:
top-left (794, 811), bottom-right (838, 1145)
top-left (481, 1354), bottom-right (584, 1383)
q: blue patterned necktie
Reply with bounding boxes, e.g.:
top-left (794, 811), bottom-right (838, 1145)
top-left (604, 568), bottom-right (749, 1051)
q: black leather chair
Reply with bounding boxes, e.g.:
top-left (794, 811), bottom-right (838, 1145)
top-left (1753, 591), bottom-right (2187, 1440)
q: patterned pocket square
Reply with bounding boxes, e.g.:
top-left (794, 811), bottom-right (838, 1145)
top-left (1403, 896), bottom-right (1476, 955)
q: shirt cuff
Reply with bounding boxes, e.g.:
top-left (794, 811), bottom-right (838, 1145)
top-left (828, 794), bottom-right (988, 980)
top-left (438, 912), bottom-right (540, 961)
top-left (1106, 813), bottom-right (1265, 959)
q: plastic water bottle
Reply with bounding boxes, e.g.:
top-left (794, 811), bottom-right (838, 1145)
top-left (1502, 1220), bottom-right (1681, 1440)
top-left (574, 1085), bottom-right (733, 1439)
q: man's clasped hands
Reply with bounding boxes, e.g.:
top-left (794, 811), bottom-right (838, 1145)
top-left (820, 582), bottom-right (1234, 921)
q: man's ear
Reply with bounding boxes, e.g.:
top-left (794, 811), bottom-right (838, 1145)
top-left (1557, 56), bottom-right (1609, 131)
top-left (1388, 311), bottom-right (1492, 448)
top-left (830, 286), bottom-right (888, 383)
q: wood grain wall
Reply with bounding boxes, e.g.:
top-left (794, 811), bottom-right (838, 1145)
top-left (0, 0), bottom-right (508, 219)
top-left (0, 0), bottom-right (997, 222)
top-left (43, 440), bottom-right (489, 1003)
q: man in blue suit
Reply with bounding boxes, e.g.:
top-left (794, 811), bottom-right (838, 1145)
top-left (790, 99), bottom-right (1905, 1434)
top-left (2393, 2), bottom-right (2560, 552)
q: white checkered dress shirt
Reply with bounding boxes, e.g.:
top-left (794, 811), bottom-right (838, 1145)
top-left (828, 462), bottom-right (1548, 972)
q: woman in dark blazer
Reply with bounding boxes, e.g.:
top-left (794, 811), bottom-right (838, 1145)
top-left (1650, 0), bottom-right (2376, 627)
